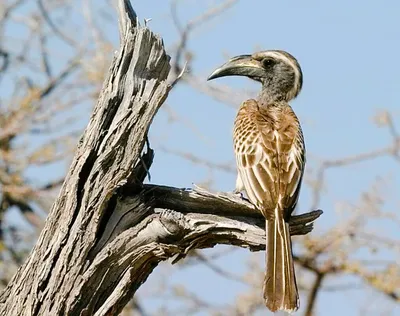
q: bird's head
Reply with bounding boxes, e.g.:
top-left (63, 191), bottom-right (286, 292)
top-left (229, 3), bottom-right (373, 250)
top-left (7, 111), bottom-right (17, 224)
top-left (207, 50), bottom-right (303, 102)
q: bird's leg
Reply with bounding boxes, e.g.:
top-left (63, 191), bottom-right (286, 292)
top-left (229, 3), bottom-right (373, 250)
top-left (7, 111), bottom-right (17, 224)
top-left (233, 188), bottom-right (243, 197)
top-left (233, 174), bottom-right (248, 201)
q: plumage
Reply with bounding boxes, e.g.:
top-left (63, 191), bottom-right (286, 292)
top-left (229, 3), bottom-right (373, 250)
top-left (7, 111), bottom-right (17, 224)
top-left (208, 49), bottom-right (306, 313)
top-left (234, 99), bottom-right (305, 312)
top-left (234, 100), bottom-right (305, 218)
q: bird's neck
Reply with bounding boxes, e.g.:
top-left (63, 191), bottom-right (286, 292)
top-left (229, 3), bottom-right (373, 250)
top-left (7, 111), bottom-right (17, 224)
top-left (257, 88), bottom-right (289, 106)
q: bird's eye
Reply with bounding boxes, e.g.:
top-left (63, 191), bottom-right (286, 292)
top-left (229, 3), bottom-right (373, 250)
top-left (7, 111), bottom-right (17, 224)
top-left (262, 58), bottom-right (275, 68)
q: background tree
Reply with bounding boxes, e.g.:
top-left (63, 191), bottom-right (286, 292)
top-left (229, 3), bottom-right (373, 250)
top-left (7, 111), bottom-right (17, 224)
top-left (0, 0), bottom-right (399, 315)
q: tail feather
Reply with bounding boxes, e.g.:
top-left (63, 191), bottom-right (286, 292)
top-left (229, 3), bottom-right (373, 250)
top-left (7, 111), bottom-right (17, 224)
top-left (263, 210), bottom-right (299, 312)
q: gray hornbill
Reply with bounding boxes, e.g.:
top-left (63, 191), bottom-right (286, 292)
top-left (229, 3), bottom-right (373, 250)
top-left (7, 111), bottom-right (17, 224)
top-left (208, 50), bottom-right (305, 313)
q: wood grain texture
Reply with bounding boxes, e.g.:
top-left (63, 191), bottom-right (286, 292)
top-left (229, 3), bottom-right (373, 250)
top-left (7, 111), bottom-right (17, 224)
top-left (0, 1), bottom-right (322, 315)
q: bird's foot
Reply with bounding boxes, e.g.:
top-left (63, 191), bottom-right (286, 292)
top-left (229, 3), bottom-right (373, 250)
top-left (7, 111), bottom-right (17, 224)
top-left (232, 189), bottom-right (242, 197)
top-left (232, 190), bottom-right (250, 202)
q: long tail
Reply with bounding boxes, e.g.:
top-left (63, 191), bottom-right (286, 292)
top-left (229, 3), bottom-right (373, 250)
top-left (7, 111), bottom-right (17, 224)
top-left (263, 209), bottom-right (299, 313)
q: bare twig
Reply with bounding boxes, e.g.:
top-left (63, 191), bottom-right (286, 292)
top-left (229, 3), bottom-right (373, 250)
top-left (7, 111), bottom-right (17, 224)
top-left (305, 273), bottom-right (325, 316)
top-left (37, 0), bottom-right (78, 47)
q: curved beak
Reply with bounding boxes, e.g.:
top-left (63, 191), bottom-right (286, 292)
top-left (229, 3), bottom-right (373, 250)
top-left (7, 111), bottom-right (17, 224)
top-left (207, 54), bottom-right (265, 81)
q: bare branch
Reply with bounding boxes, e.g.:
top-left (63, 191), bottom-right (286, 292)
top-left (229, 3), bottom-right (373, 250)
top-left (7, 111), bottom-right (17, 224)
top-left (37, 0), bottom-right (78, 47)
top-left (304, 273), bottom-right (325, 316)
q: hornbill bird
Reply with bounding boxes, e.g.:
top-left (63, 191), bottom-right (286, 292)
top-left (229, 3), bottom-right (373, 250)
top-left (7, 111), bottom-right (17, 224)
top-left (208, 50), bottom-right (305, 313)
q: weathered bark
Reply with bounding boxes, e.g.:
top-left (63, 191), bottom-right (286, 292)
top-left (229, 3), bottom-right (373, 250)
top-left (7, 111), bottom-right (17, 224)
top-left (0, 1), bottom-right (322, 315)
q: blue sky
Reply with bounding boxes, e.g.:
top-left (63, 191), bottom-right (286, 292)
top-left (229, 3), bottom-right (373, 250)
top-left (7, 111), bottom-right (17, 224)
top-left (3, 0), bottom-right (400, 315)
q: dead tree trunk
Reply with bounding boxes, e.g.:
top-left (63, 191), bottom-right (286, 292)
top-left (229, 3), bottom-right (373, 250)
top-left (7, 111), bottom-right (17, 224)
top-left (0, 1), bottom-right (321, 315)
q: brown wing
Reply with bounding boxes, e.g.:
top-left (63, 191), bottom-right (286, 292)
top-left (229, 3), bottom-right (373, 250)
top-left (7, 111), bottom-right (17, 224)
top-left (233, 99), bottom-right (305, 219)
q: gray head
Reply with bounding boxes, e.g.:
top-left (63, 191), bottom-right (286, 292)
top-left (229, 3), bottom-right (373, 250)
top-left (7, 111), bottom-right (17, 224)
top-left (208, 50), bottom-right (303, 102)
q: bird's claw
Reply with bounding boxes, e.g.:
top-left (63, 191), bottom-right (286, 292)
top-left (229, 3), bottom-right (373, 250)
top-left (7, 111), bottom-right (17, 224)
top-left (232, 190), bottom-right (247, 201)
